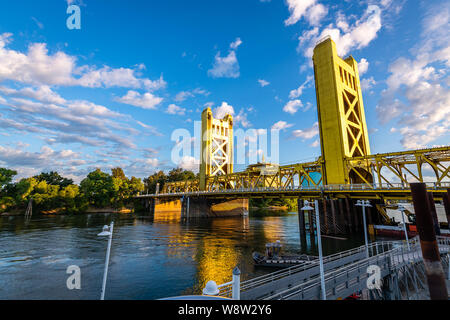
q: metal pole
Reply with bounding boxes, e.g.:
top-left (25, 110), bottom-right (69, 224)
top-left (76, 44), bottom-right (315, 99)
top-left (314, 200), bottom-right (326, 300)
top-left (410, 183), bottom-right (448, 300)
top-left (232, 267), bottom-right (241, 300)
top-left (101, 222), bottom-right (114, 300)
top-left (400, 208), bottom-right (410, 251)
top-left (362, 203), bottom-right (369, 258)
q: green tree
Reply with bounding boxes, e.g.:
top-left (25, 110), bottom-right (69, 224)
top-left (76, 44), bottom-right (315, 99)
top-left (0, 168), bottom-right (17, 191)
top-left (80, 169), bottom-right (115, 208)
top-left (34, 171), bottom-right (73, 188)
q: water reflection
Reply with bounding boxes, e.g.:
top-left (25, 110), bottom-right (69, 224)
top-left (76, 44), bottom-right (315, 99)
top-left (0, 209), bottom-right (364, 299)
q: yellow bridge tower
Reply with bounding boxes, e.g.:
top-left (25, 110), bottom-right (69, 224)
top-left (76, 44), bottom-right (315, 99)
top-left (199, 107), bottom-right (234, 190)
top-left (313, 36), bottom-right (372, 185)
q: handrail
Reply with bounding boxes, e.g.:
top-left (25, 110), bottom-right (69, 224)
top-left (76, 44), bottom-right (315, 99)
top-left (262, 237), bottom-right (450, 300)
top-left (218, 240), bottom-right (402, 296)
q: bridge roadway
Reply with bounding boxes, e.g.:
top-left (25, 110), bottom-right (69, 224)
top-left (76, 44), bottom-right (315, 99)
top-left (217, 236), bottom-right (450, 300)
top-left (137, 182), bottom-right (450, 201)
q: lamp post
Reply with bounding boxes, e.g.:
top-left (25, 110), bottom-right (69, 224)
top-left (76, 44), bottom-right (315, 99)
top-left (98, 221), bottom-right (114, 300)
top-left (356, 200), bottom-right (371, 258)
top-left (301, 200), bottom-right (326, 300)
top-left (398, 205), bottom-right (410, 251)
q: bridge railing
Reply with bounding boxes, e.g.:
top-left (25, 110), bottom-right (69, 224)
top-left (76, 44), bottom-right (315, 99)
top-left (217, 240), bottom-right (400, 298)
top-left (262, 236), bottom-right (450, 300)
top-left (142, 181), bottom-right (450, 196)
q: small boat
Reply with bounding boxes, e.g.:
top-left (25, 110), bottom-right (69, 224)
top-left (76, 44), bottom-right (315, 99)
top-left (252, 241), bottom-right (318, 268)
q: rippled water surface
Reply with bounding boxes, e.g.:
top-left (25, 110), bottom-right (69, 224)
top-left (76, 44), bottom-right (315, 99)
top-left (0, 211), bottom-right (364, 299)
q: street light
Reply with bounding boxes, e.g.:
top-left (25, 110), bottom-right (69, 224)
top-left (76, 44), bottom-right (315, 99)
top-left (301, 200), bottom-right (326, 300)
top-left (356, 200), bottom-right (371, 258)
top-left (98, 222), bottom-right (114, 300)
top-left (397, 205), bottom-right (410, 251)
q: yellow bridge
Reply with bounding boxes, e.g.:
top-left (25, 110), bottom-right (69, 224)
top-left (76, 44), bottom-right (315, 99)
top-left (137, 37), bottom-right (450, 231)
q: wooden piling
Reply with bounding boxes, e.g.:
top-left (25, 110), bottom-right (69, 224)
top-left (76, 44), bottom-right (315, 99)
top-left (443, 189), bottom-right (450, 228)
top-left (410, 183), bottom-right (448, 300)
top-left (345, 197), bottom-right (353, 232)
top-left (322, 198), bottom-right (329, 234)
top-left (330, 199), bottom-right (337, 234)
top-left (297, 198), bottom-right (307, 244)
top-left (427, 192), bottom-right (441, 236)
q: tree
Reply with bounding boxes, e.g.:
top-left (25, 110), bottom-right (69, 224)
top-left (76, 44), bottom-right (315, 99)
top-left (111, 167), bottom-right (127, 180)
top-left (0, 168), bottom-right (17, 191)
top-left (34, 171), bottom-right (73, 188)
top-left (80, 169), bottom-right (115, 208)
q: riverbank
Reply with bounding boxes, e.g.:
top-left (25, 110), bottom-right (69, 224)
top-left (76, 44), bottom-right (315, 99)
top-left (0, 206), bottom-right (134, 216)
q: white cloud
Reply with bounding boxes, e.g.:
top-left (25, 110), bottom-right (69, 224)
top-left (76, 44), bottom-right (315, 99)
top-left (258, 79), bottom-right (270, 87)
top-left (235, 109), bottom-right (251, 128)
top-left (291, 122), bottom-right (319, 140)
top-left (208, 51), bottom-right (240, 78)
top-left (271, 121), bottom-right (293, 131)
top-left (0, 33), bottom-right (165, 90)
top-left (115, 90), bottom-right (163, 109)
top-left (174, 88), bottom-right (209, 102)
top-left (298, 5), bottom-right (382, 58)
top-left (283, 99), bottom-right (302, 114)
top-left (230, 37), bottom-right (243, 49)
top-left (166, 104), bottom-right (187, 115)
top-left (310, 139), bottom-right (320, 147)
top-left (376, 2), bottom-right (450, 149)
top-left (177, 156), bottom-right (199, 172)
top-left (306, 4), bottom-right (328, 26)
top-left (289, 75), bottom-right (313, 99)
top-left (208, 38), bottom-right (242, 78)
top-left (213, 101), bottom-right (235, 119)
top-left (284, 0), bottom-right (317, 26)
top-left (358, 58), bottom-right (369, 75)
top-left (361, 76), bottom-right (376, 90)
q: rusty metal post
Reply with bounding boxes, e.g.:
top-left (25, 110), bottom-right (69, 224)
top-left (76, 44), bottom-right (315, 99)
top-left (427, 192), bottom-right (441, 236)
top-left (442, 189), bottom-right (450, 229)
top-left (410, 183), bottom-right (448, 300)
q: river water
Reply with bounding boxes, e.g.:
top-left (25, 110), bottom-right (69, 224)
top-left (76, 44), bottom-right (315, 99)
top-left (0, 210), bottom-right (364, 300)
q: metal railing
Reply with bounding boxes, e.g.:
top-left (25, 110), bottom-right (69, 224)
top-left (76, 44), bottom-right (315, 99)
top-left (262, 236), bottom-right (450, 300)
top-left (217, 240), bottom-right (401, 298)
top-left (140, 181), bottom-right (450, 197)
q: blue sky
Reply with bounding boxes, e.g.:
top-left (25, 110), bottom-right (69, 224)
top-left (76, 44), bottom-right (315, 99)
top-left (0, 0), bottom-right (448, 182)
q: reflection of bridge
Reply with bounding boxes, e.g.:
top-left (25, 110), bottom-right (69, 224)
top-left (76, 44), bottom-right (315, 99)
top-left (137, 37), bottom-right (450, 232)
top-left (216, 236), bottom-right (450, 300)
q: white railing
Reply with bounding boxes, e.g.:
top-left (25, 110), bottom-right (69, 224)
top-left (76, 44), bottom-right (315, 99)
top-left (217, 240), bottom-right (401, 297)
top-left (263, 236), bottom-right (450, 300)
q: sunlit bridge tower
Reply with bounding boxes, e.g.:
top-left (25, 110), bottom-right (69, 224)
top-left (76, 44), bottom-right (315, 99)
top-left (313, 36), bottom-right (372, 185)
top-left (199, 107), bottom-right (234, 190)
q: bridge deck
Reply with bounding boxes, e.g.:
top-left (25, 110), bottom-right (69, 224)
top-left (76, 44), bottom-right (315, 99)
top-left (137, 182), bottom-right (450, 201)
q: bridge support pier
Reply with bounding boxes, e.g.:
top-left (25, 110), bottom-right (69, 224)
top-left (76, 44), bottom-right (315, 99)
top-left (144, 198), bottom-right (155, 216)
top-left (183, 198), bottom-right (248, 218)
